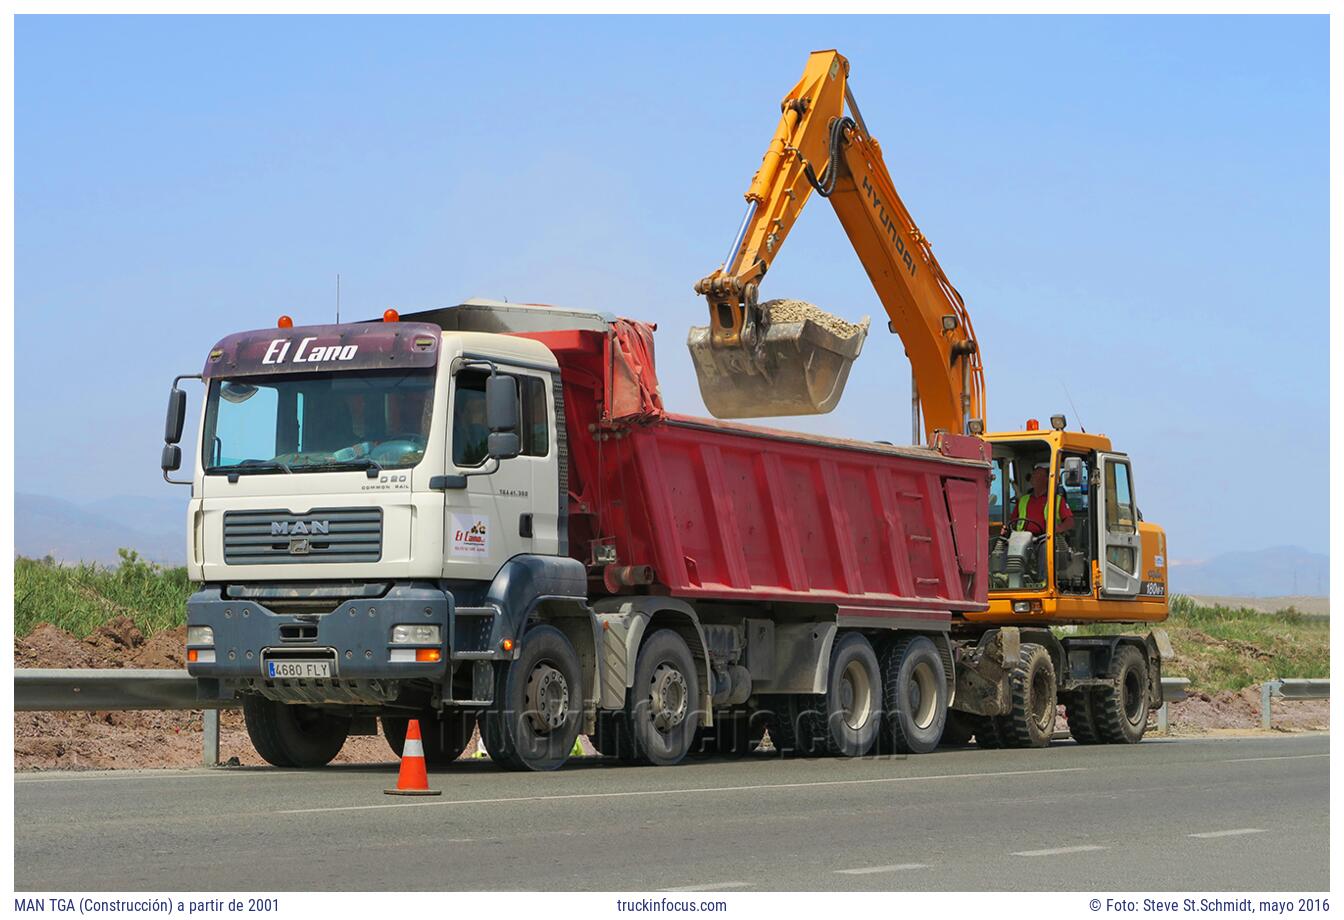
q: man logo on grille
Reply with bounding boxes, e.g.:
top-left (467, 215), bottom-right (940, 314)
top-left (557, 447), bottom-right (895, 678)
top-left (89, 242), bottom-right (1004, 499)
top-left (271, 520), bottom-right (330, 536)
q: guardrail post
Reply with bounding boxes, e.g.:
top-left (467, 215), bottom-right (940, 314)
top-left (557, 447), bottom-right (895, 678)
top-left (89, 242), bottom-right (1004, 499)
top-left (1157, 701), bottom-right (1169, 733)
top-left (1260, 680), bottom-right (1281, 731)
top-left (203, 709), bottom-right (220, 767)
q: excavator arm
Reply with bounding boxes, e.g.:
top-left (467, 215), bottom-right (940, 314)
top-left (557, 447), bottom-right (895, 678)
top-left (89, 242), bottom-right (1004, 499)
top-left (690, 49), bottom-right (985, 443)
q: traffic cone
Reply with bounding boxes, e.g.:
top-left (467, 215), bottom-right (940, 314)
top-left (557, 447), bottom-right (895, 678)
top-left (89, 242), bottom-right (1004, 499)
top-left (385, 719), bottom-right (442, 796)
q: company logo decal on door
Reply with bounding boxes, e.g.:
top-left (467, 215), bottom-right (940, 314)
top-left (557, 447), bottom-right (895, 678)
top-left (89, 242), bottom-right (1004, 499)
top-left (451, 514), bottom-right (490, 557)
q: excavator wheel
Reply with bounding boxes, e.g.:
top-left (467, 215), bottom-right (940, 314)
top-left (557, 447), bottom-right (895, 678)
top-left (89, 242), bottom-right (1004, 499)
top-left (1062, 688), bottom-right (1102, 744)
top-left (996, 643), bottom-right (1058, 748)
top-left (1094, 645), bottom-right (1150, 744)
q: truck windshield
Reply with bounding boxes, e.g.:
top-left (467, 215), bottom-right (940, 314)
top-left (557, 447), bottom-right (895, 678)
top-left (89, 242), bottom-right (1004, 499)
top-left (202, 368), bottom-right (435, 474)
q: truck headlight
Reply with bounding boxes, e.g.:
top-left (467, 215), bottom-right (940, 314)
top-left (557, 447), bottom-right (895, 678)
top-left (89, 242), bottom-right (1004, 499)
top-left (1012, 601), bottom-right (1031, 613)
top-left (187, 626), bottom-right (214, 646)
top-left (391, 624), bottom-right (441, 645)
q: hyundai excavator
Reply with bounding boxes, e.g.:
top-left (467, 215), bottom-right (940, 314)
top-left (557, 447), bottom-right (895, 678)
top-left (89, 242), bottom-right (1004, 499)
top-left (691, 50), bottom-right (1171, 745)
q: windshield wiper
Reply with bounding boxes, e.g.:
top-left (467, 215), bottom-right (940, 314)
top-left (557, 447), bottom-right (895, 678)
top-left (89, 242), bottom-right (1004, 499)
top-left (312, 457), bottom-right (384, 479)
top-left (206, 460), bottom-right (293, 483)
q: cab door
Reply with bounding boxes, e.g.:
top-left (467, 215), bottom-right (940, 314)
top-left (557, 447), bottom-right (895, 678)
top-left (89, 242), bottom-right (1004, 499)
top-left (1096, 452), bottom-right (1141, 597)
top-left (442, 364), bottom-right (559, 578)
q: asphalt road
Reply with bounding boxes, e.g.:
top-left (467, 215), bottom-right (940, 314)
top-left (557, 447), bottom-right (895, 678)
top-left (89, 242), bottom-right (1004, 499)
top-left (14, 733), bottom-right (1329, 891)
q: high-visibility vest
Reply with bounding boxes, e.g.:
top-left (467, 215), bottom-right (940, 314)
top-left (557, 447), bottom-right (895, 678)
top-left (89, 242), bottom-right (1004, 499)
top-left (1013, 492), bottom-right (1062, 532)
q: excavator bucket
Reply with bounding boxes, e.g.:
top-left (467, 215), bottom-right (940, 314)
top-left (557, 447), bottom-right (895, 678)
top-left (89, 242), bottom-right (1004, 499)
top-left (687, 302), bottom-right (870, 419)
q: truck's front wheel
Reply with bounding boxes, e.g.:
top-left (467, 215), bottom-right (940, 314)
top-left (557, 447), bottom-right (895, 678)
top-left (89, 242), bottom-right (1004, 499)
top-left (242, 696), bottom-right (349, 768)
top-left (481, 625), bottom-right (583, 771)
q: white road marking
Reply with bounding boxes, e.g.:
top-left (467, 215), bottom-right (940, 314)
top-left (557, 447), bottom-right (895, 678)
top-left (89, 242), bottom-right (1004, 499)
top-left (275, 766), bottom-right (1088, 815)
top-left (1188, 828), bottom-right (1265, 839)
top-left (662, 882), bottom-right (753, 892)
top-left (1223, 754), bottom-right (1328, 764)
top-left (1011, 845), bottom-right (1107, 857)
top-left (835, 863), bottom-right (929, 875)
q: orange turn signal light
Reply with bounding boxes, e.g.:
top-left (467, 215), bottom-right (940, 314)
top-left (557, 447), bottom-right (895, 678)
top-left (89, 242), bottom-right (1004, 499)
top-left (383, 308), bottom-right (400, 323)
top-left (187, 649), bottom-right (199, 662)
top-left (415, 648), bottom-right (441, 663)
top-left (277, 315), bottom-right (294, 329)
top-left (501, 638), bottom-right (515, 652)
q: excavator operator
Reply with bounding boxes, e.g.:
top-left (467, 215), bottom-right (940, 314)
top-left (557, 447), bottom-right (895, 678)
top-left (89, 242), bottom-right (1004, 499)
top-left (1002, 462), bottom-right (1074, 538)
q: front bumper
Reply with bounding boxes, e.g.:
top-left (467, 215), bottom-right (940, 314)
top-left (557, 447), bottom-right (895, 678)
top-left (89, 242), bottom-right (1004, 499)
top-left (186, 582), bottom-right (452, 701)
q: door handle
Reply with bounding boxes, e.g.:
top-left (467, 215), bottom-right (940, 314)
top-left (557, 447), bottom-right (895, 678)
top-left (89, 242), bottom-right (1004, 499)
top-left (519, 513), bottom-right (533, 538)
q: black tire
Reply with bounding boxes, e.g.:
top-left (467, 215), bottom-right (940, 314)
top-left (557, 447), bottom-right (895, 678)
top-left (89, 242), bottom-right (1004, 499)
top-left (1062, 688), bottom-right (1102, 744)
top-left (822, 633), bottom-right (883, 757)
top-left (242, 696), bottom-right (349, 768)
top-left (625, 629), bottom-right (701, 766)
top-left (480, 624), bottom-right (583, 771)
top-left (383, 710), bottom-right (476, 767)
top-left (972, 713), bottom-right (1004, 749)
top-left (1095, 644), bottom-right (1150, 744)
top-left (997, 643), bottom-right (1058, 748)
top-left (766, 695), bottom-right (826, 756)
top-left (880, 635), bottom-right (948, 754)
top-left (939, 710), bottom-right (976, 747)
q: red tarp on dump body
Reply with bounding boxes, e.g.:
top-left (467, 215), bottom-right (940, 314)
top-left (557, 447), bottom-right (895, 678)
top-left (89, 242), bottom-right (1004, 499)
top-left (519, 322), bottom-right (989, 618)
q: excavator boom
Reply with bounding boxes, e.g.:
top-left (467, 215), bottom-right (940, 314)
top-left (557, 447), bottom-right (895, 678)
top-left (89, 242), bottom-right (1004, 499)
top-left (690, 50), bottom-right (985, 442)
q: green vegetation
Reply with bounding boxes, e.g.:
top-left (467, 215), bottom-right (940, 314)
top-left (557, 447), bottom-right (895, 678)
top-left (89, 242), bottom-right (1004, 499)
top-left (14, 550), bottom-right (191, 639)
top-left (1072, 594), bottom-right (1329, 692)
top-left (13, 554), bottom-right (1331, 694)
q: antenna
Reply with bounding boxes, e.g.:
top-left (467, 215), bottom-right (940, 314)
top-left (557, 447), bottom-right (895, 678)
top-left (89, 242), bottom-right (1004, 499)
top-left (1061, 380), bottom-right (1086, 433)
top-left (336, 274), bottom-right (341, 324)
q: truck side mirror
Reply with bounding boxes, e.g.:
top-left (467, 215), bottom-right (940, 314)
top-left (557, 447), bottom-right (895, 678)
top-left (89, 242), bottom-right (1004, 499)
top-left (486, 373), bottom-right (519, 433)
top-left (165, 388), bottom-right (187, 444)
top-left (161, 444), bottom-right (182, 473)
top-left (487, 431), bottom-right (521, 460)
top-left (1062, 456), bottom-right (1084, 488)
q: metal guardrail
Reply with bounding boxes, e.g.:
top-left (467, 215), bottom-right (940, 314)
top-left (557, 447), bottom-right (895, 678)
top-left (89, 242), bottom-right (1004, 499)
top-left (15, 668), bottom-right (238, 766)
top-left (1261, 678), bottom-right (1330, 730)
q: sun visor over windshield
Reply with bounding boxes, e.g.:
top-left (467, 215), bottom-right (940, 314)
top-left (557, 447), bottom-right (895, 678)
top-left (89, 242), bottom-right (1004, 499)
top-left (203, 322), bottom-right (441, 378)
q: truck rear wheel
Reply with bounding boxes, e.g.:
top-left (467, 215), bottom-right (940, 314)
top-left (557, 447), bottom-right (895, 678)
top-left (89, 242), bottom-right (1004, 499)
top-left (382, 709), bottom-right (476, 767)
top-left (998, 643), bottom-right (1057, 748)
top-left (822, 632), bottom-right (883, 757)
top-left (1095, 644), bottom-right (1150, 744)
top-left (481, 624), bottom-right (583, 771)
top-left (880, 635), bottom-right (948, 755)
top-left (242, 696), bottom-right (349, 768)
top-left (625, 629), bottom-right (701, 766)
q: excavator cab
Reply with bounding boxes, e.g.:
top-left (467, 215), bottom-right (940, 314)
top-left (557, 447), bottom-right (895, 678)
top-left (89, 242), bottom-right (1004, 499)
top-left (687, 298), bottom-right (870, 418)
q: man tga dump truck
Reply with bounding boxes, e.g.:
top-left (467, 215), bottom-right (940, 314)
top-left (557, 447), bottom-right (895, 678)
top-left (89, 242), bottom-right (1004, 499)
top-left (163, 298), bottom-right (1169, 770)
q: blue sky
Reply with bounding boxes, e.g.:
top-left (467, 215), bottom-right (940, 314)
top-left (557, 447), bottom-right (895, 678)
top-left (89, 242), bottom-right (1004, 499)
top-left (15, 14), bottom-right (1328, 561)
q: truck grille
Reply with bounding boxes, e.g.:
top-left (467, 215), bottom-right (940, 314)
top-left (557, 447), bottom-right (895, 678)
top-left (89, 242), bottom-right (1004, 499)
top-left (223, 508), bottom-right (383, 565)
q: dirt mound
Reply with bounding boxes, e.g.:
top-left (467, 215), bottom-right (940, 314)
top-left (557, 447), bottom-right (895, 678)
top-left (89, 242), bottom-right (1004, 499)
top-left (15, 617), bottom-right (188, 671)
top-left (1166, 687), bottom-right (1328, 733)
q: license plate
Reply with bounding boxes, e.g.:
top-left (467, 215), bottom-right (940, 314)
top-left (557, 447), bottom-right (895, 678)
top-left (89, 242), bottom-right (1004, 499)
top-left (267, 660), bottom-right (332, 679)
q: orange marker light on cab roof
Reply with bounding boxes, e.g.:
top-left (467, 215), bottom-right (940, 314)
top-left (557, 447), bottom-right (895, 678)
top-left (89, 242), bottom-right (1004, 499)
top-left (277, 315), bottom-right (294, 329)
top-left (1026, 418), bottom-right (1040, 431)
top-left (383, 308), bottom-right (400, 323)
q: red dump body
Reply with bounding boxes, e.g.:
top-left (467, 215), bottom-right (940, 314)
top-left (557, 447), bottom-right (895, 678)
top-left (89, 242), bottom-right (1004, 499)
top-left (521, 322), bottom-right (991, 621)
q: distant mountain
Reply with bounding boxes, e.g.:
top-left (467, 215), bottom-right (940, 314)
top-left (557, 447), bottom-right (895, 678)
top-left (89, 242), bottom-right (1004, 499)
top-left (15, 493), bottom-right (184, 566)
top-left (1169, 546), bottom-right (1328, 598)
